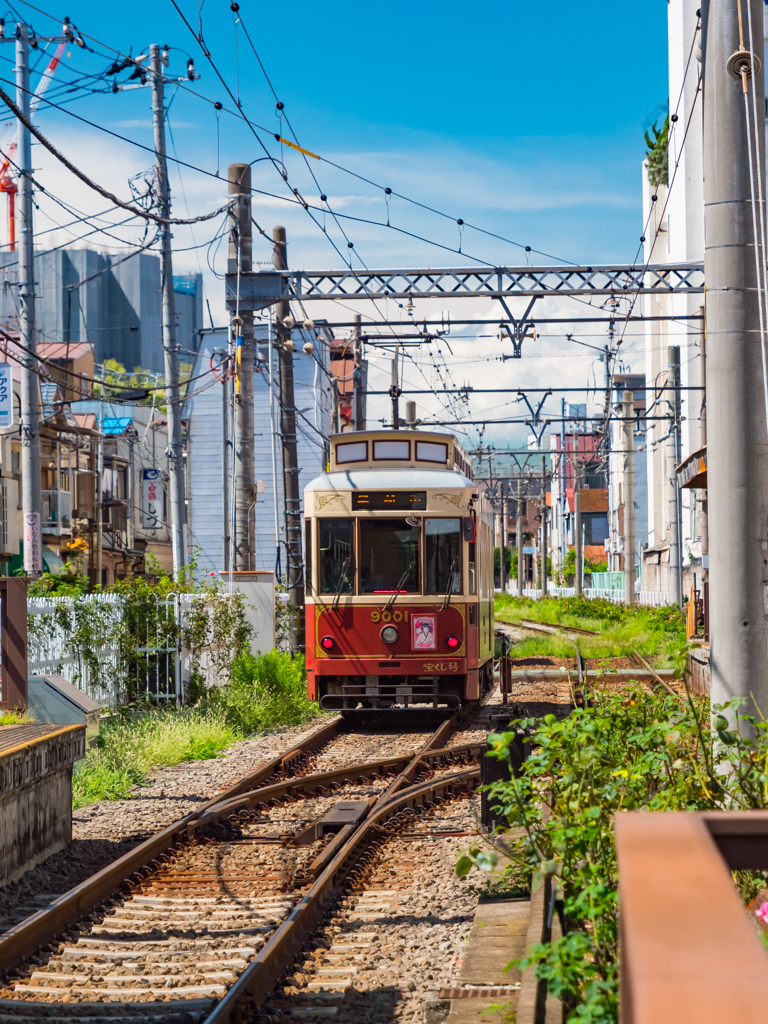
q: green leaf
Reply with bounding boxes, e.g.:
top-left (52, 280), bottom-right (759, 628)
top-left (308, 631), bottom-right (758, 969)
top-left (455, 856), bottom-right (473, 878)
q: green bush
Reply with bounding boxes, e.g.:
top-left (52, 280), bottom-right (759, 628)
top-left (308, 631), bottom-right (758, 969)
top-left (205, 650), bottom-right (319, 734)
top-left (461, 687), bottom-right (768, 1021)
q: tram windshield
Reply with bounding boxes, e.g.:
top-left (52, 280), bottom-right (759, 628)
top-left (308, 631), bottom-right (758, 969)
top-left (360, 519), bottom-right (420, 594)
top-left (425, 518), bottom-right (462, 594)
top-left (319, 518), bottom-right (354, 594)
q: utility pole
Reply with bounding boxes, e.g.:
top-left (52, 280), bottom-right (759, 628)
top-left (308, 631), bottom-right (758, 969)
top-left (574, 466), bottom-right (582, 596)
top-left (541, 457), bottom-right (548, 596)
top-left (499, 485), bottom-right (506, 594)
top-left (705, 0), bottom-right (768, 716)
top-left (666, 346), bottom-right (682, 607)
top-left (623, 389), bottom-right (635, 605)
top-left (516, 477), bottom-right (524, 596)
top-left (227, 164), bottom-right (255, 571)
top-left (353, 314), bottom-right (365, 430)
top-left (700, 322), bottom-right (708, 556)
top-left (560, 398), bottom-right (567, 571)
top-left (390, 346), bottom-right (401, 428)
top-left (17, 24), bottom-right (41, 572)
top-left (150, 44), bottom-right (186, 577)
top-left (273, 226), bottom-right (304, 649)
top-left (213, 347), bottom-right (231, 572)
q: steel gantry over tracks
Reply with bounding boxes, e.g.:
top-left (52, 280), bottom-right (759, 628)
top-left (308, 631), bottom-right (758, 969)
top-left (226, 261), bottom-right (705, 308)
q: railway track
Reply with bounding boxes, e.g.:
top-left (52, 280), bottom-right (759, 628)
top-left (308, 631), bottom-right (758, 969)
top-left (0, 706), bottom-right (491, 1023)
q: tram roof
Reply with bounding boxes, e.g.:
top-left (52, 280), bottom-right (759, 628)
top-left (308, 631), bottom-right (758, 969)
top-left (304, 468), bottom-right (475, 492)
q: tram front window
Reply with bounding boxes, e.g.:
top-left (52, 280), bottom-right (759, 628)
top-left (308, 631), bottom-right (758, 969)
top-left (425, 518), bottom-right (462, 594)
top-left (319, 518), bottom-right (354, 594)
top-left (360, 519), bottom-right (420, 594)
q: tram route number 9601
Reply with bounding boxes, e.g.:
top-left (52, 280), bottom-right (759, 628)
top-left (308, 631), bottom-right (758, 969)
top-left (370, 609), bottom-right (409, 623)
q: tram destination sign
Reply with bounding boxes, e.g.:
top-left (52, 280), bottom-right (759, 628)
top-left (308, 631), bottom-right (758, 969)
top-left (352, 492), bottom-right (427, 511)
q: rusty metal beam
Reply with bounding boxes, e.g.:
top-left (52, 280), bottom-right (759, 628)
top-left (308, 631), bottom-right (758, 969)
top-left (0, 578), bottom-right (27, 710)
top-left (616, 811), bottom-right (768, 1024)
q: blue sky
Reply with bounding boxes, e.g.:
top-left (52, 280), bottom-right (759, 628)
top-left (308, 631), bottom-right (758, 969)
top-left (0, 0), bottom-right (670, 442)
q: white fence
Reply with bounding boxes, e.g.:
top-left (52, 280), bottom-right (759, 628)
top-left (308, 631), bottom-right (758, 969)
top-left (547, 585), bottom-right (672, 606)
top-left (27, 593), bottom-right (183, 708)
top-left (27, 594), bottom-right (126, 706)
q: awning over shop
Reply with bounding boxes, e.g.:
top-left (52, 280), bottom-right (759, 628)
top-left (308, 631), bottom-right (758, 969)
top-left (676, 445), bottom-right (707, 489)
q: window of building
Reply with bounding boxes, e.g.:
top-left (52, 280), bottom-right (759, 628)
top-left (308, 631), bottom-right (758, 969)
top-left (319, 518), bottom-right (354, 594)
top-left (425, 518), bottom-right (462, 594)
top-left (359, 519), bottom-right (420, 593)
top-left (583, 512), bottom-right (609, 546)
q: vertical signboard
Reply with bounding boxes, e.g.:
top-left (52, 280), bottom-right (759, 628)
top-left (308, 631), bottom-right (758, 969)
top-left (0, 363), bottom-right (13, 428)
top-left (23, 512), bottom-right (41, 572)
top-left (142, 468), bottom-right (162, 529)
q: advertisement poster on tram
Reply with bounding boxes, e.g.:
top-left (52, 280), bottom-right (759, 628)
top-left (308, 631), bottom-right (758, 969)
top-left (412, 614), bottom-right (436, 651)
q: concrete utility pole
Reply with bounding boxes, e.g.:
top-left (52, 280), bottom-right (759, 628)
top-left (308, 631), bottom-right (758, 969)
top-left (273, 226), bottom-right (304, 649)
top-left (574, 466), bottom-right (582, 596)
top-left (499, 486), bottom-right (506, 594)
top-left (353, 314), bottom-right (365, 430)
top-left (700, 322), bottom-right (708, 560)
top-left (623, 389), bottom-right (636, 605)
top-left (560, 398), bottom-right (566, 569)
top-left (666, 346), bottom-right (682, 607)
top-left (213, 347), bottom-right (231, 572)
top-left (390, 346), bottom-right (401, 428)
top-left (151, 44), bottom-right (186, 577)
top-left (227, 164), bottom-right (255, 571)
top-left (516, 478), bottom-right (524, 596)
top-left (541, 457), bottom-right (548, 596)
top-left (705, 0), bottom-right (768, 715)
top-left (17, 24), bottom-right (41, 573)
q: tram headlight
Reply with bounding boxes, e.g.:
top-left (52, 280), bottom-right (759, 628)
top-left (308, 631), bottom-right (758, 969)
top-left (381, 625), bottom-right (399, 644)
top-left (446, 635), bottom-right (460, 649)
top-left (320, 636), bottom-right (335, 650)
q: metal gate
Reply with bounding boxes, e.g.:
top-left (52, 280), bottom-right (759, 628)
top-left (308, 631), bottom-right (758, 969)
top-left (134, 592), bottom-right (180, 701)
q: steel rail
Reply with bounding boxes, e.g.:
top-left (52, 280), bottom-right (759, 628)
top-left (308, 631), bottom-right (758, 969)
top-left (203, 767), bottom-right (481, 1024)
top-left (0, 715), bottom-right (341, 970)
top-left (188, 740), bottom-right (483, 837)
top-left (0, 716), bottom-right (476, 972)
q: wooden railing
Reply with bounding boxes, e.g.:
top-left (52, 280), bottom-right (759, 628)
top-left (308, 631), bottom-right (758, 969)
top-left (616, 811), bottom-right (768, 1023)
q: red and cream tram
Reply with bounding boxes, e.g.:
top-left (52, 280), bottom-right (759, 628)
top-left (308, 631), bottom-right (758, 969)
top-left (304, 430), bottom-right (494, 710)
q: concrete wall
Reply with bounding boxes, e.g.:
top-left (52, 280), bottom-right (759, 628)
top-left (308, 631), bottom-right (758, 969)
top-left (0, 724), bottom-right (85, 885)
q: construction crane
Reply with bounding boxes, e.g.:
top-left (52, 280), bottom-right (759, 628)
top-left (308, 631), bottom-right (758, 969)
top-left (0, 40), bottom-right (66, 251)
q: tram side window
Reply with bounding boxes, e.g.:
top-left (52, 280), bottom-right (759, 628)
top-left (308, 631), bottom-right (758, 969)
top-left (425, 518), bottom-right (462, 594)
top-left (468, 539), bottom-right (477, 595)
top-left (305, 518), bottom-right (313, 594)
top-left (360, 519), bottom-right (420, 593)
top-left (319, 519), bottom-right (355, 594)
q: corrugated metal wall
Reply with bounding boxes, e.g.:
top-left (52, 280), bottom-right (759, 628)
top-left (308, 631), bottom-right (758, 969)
top-left (185, 326), bottom-right (332, 577)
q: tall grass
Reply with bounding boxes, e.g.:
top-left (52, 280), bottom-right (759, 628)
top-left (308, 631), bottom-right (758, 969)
top-left (494, 594), bottom-right (686, 662)
top-left (74, 651), bottom-right (321, 809)
top-left (73, 706), bottom-right (238, 808)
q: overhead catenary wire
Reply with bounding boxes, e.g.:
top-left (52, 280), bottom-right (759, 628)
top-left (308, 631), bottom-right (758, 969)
top-left (0, 82), bottom-right (236, 226)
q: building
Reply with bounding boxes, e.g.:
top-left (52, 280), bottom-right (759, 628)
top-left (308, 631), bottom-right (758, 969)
top-left (549, 431), bottom-right (609, 576)
top-left (607, 374), bottom-right (648, 581)
top-left (0, 249), bottom-right (202, 374)
top-left (184, 324), bottom-right (333, 577)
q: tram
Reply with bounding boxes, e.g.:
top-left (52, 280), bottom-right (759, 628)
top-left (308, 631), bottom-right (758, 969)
top-left (304, 429), bottom-right (494, 711)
